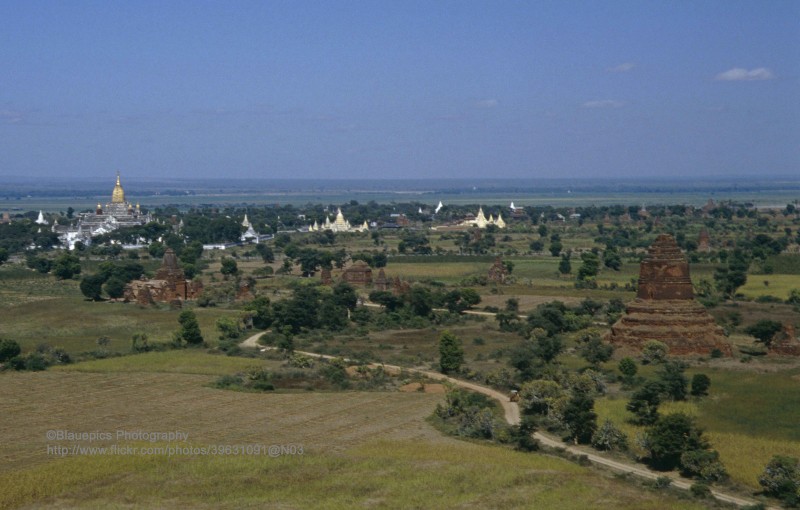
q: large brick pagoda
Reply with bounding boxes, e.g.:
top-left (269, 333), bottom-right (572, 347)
top-left (606, 234), bottom-right (732, 356)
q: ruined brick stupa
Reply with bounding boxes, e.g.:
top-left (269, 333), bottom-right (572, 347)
top-left (607, 234), bottom-right (732, 356)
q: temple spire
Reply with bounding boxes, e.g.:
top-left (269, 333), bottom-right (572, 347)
top-left (111, 171), bottom-right (126, 204)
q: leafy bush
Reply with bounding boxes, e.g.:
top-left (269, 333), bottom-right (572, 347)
top-left (758, 455), bottom-right (800, 507)
top-left (680, 449), bottom-right (728, 482)
top-left (591, 419), bottom-right (628, 451)
top-left (0, 338), bottom-right (21, 362)
top-left (689, 482), bottom-right (711, 498)
top-left (213, 374), bottom-right (244, 389)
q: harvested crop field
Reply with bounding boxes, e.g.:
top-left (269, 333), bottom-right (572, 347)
top-left (0, 370), bottom-right (448, 475)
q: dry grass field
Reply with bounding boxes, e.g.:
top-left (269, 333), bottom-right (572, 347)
top-left (1, 361), bottom-right (711, 509)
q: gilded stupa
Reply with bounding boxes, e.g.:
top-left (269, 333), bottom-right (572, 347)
top-left (54, 172), bottom-right (151, 250)
top-left (111, 172), bottom-right (125, 203)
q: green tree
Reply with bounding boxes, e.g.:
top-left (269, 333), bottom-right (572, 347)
top-left (25, 254), bottom-right (53, 274)
top-left (690, 374), bottom-right (711, 396)
top-left (438, 330), bottom-right (464, 374)
top-left (369, 290), bottom-right (403, 312)
top-left (563, 392), bottom-right (597, 444)
top-left (255, 243), bottom-right (274, 263)
top-left (603, 248), bottom-right (622, 271)
top-left (0, 248), bottom-right (8, 265)
top-left (626, 380), bottom-right (664, 425)
top-left (657, 361), bottom-right (688, 401)
top-left (178, 310), bottom-right (204, 345)
top-left (52, 253), bottom-right (81, 279)
top-left (549, 240), bottom-right (563, 257)
top-left (618, 357), bottom-right (638, 385)
top-left (372, 252), bottom-right (388, 268)
top-left (744, 319), bottom-right (783, 346)
top-left (103, 276), bottom-right (127, 299)
top-left (216, 316), bottom-right (243, 341)
top-left (0, 338), bottom-right (21, 362)
top-left (244, 296), bottom-right (272, 329)
top-left (80, 274), bottom-right (106, 301)
top-left (714, 249), bottom-right (749, 298)
top-left (271, 286), bottom-right (321, 333)
top-left (332, 282), bottom-right (358, 311)
top-left (580, 334), bottom-right (614, 367)
top-left (758, 455), bottom-right (800, 507)
top-left (408, 286), bottom-right (433, 317)
top-left (577, 252), bottom-right (600, 281)
top-left (558, 253), bottom-right (571, 275)
top-left (645, 413), bottom-right (710, 471)
top-left (317, 296), bottom-right (349, 331)
top-left (495, 310), bottom-right (519, 332)
top-left (220, 257), bottom-right (238, 277)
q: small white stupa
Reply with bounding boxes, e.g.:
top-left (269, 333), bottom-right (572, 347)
top-left (35, 210), bottom-right (48, 225)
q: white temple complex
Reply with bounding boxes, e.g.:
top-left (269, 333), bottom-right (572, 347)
top-left (309, 208), bottom-right (368, 233)
top-left (53, 172), bottom-right (152, 249)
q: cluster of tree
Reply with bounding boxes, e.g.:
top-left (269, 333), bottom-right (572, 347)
top-left (369, 286), bottom-right (481, 318)
top-left (434, 386), bottom-right (503, 440)
top-left (80, 260), bottom-right (145, 300)
top-left (397, 231), bottom-right (431, 255)
top-left (641, 413), bottom-right (727, 480)
top-left (456, 230), bottom-right (496, 254)
top-left (26, 252), bottom-right (81, 279)
top-left (0, 339), bottom-right (71, 371)
top-left (0, 222), bottom-right (60, 253)
top-left (241, 283), bottom-right (358, 335)
top-left (516, 371), bottom-right (606, 446)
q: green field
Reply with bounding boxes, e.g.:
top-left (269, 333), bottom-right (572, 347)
top-left (595, 364), bottom-right (800, 489)
top-left (0, 267), bottom-right (237, 354)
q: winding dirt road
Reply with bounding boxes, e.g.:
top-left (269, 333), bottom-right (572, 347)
top-left (240, 332), bottom-right (774, 509)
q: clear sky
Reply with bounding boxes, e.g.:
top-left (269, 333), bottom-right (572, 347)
top-left (0, 0), bottom-right (797, 181)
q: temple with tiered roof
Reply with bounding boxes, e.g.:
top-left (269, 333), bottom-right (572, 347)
top-left (54, 172), bottom-right (152, 249)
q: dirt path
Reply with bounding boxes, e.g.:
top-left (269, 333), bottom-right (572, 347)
top-left (239, 332), bottom-right (772, 509)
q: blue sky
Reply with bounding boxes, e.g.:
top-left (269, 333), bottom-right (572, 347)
top-left (0, 0), bottom-right (797, 180)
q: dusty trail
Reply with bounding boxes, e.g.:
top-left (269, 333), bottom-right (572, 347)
top-left (240, 332), bottom-right (773, 509)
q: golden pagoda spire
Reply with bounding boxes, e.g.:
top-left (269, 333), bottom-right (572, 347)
top-left (111, 171), bottom-right (125, 204)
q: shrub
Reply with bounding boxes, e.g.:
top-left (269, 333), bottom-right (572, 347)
top-left (653, 476), bottom-right (672, 489)
top-left (758, 455), bottom-right (800, 507)
top-left (744, 320), bottom-right (783, 346)
top-left (680, 449), bottom-right (728, 482)
top-left (0, 338), bottom-right (21, 362)
top-left (641, 340), bottom-right (668, 364)
top-left (591, 419), bottom-right (628, 451)
top-left (24, 353), bottom-right (49, 371)
top-left (214, 374), bottom-right (244, 389)
top-left (689, 482), bottom-right (711, 498)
